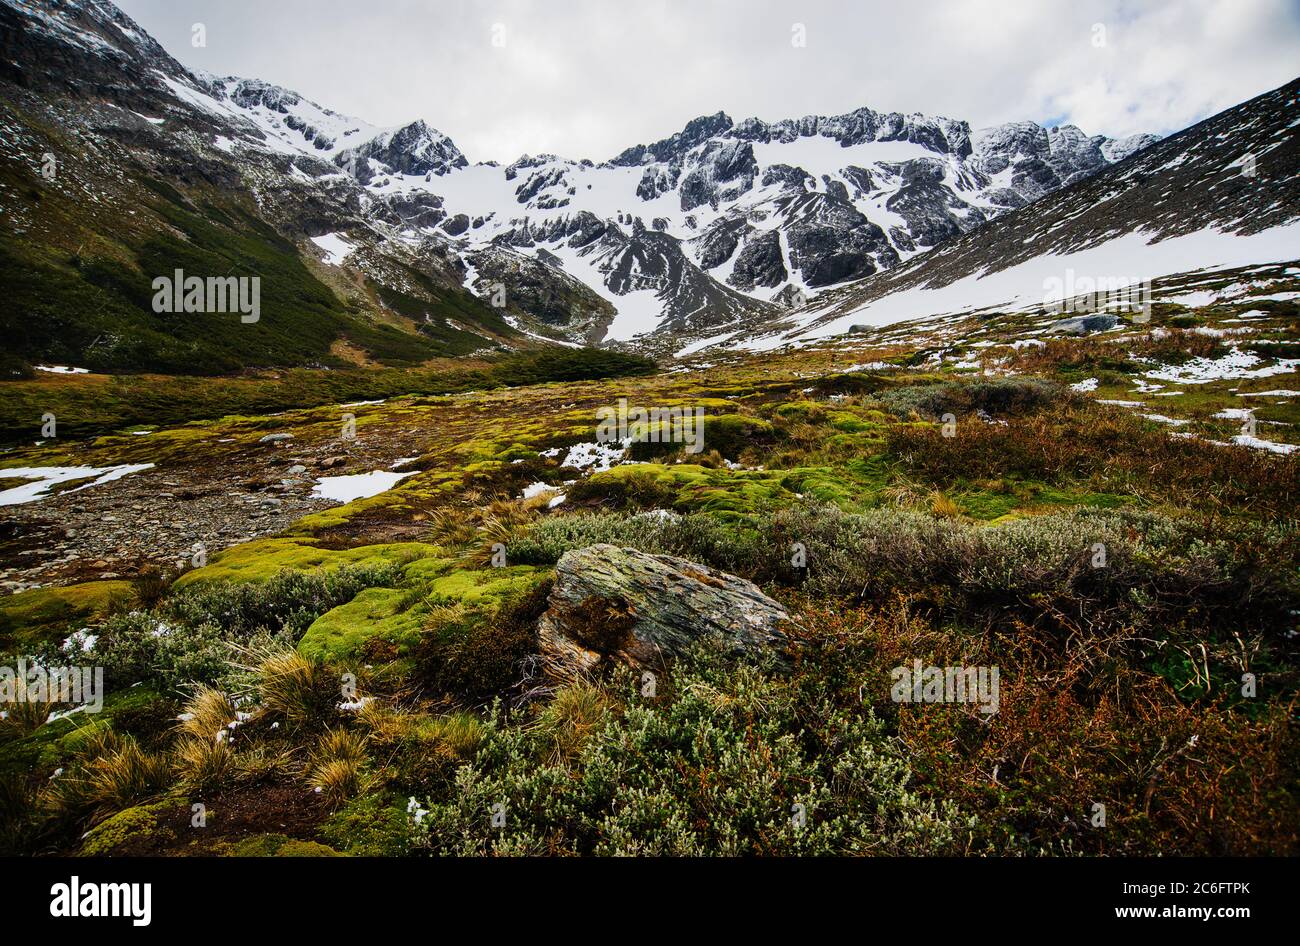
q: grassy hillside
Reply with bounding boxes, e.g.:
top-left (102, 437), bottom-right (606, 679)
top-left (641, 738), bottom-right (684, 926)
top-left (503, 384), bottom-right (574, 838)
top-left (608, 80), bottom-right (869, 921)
top-left (0, 114), bottom-right (522, 376)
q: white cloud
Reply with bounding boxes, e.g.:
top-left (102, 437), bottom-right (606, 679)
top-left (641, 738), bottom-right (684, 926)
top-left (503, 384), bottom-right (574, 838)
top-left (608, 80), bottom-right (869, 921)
top-left (116, 0), bottom-right (1300, 162)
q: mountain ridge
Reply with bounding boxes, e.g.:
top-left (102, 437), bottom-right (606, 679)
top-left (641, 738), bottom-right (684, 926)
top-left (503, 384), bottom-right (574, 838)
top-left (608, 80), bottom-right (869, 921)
top-left (18, 0), bottom-right (1294, 374)
top-left (682, 76), bottom-right (1300, 356)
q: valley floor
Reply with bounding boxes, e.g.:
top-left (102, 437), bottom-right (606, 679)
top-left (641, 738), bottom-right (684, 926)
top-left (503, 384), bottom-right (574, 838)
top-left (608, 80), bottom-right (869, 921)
top-left (0, 287), bottom-right (1296, 856)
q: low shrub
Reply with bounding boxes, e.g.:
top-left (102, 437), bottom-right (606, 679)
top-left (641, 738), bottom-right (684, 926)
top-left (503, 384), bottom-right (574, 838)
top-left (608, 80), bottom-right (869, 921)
top-left (886, 402), bottom-right (1299, 514)
top-left (876, 378), bottom-right (1063, 420)
top-left (166, 563), bottom-right (403, 640)
top-left (412, 646), bottom-right (968, 855)
top-left (88, 612), bottom-right (233, 692)
top-left (507, 503), bottom-right (1296, 690)
top-left (84, 564), bottom-right (402, 691)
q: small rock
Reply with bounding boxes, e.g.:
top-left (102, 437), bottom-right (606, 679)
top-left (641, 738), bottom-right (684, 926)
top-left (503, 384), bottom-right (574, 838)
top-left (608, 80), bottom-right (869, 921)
top-left (259, 433), bottom-right (294, 444)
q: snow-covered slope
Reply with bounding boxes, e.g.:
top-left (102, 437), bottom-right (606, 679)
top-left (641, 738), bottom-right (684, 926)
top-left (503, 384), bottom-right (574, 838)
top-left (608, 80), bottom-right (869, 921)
top-left (690, 78), bottom-right (1300, 355)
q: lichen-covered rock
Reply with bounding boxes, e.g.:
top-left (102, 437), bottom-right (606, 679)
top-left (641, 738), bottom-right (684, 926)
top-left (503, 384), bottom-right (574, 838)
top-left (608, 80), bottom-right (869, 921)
top-left (1050, 314), bottom-right (1119, 335)
top-left (538, 544), bottom-right (791, 677)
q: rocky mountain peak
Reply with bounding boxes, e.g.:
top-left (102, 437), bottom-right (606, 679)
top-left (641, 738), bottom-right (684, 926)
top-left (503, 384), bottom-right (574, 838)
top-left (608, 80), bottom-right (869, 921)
top-left (338, 119), bottom-right (468, 181)
top-left (1, 0), bottom-right (197, 102)
top-left (225, 78), bottom-right (305, 114)
top-left (611, 110), bottom-right (735, 166)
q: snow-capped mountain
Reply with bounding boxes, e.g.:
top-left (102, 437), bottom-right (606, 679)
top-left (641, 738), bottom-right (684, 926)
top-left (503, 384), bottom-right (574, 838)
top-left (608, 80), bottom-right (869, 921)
top-left (308, 103), bottom-right (1157, 342)
top-left (9, 0), bottom-right (1290, 371)
top-left (0, 0), bottom-right (1164, 352)
top-left (688, 77), bottom-right (1300, 355)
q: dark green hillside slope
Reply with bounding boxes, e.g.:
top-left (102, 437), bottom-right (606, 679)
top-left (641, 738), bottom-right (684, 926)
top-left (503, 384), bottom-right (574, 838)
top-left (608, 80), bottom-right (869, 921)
top-left (0, 156), bottom-right (522, 375)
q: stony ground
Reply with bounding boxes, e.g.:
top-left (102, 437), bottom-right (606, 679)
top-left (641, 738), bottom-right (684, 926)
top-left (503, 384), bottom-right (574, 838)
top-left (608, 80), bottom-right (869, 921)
top-left (0, 406), bottom-right (436, 591)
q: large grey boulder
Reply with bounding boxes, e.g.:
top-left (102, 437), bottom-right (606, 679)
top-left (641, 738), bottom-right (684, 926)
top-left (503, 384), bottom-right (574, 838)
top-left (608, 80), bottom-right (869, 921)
top-left (538, 544), bottom-right (791, 678)
top-left (1050, 313), bottom-right (1118, 335)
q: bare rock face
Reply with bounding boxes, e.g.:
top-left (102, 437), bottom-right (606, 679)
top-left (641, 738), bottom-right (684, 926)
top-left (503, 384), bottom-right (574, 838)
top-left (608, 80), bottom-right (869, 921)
top-left (538, 544), bottom-right (791, 678)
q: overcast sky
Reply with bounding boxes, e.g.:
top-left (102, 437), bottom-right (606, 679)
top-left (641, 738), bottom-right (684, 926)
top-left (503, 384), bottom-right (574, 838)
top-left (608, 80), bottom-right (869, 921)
top-left (115, 0), bottom-right (1300, 164)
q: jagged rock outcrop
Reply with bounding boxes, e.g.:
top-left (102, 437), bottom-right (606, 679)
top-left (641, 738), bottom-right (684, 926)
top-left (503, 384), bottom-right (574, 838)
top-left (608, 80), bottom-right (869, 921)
top-left (677, 138), bottom-right (757, 211)
top-left (730, 228), bottom-right (787, 290)
top-left (337, 120), bottom-right (467, 182)
top-left (538, 544), bottom-right (792, 677)
top-left (783, 192), bottom-right (898, 286)
top-left (705, 78), bottom-right (1300, 354)
top-left (611, 110), bottom-right (735, 167)
top-left (466, 245), bottom-right (615, 340)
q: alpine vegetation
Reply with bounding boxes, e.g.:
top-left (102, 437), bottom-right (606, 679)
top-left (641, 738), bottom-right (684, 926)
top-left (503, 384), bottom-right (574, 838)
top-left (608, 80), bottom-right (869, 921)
top-left (0, 0), bottom-right (1297, 893)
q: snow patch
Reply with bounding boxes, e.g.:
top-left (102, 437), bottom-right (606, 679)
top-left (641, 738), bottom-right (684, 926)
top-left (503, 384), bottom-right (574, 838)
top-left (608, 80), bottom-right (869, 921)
top-left (311, 470), bottom-right (415, 503)
top-left (0, 464), bottom-right (155, 507)
top-left (310, 232), bottom-right (355, 265)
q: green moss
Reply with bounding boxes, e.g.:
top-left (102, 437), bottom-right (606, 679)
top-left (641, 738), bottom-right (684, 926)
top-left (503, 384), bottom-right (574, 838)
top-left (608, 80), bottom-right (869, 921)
top-left (277, 839), bottom-right (342, 856)
top-left (80, 798), bottom-right (184, 856)
top-left (319, 792), bottom-right (412, 856)
top-left (423, 565), bottom-right (544, 605)
top-left (0, 581), bottom-right (134, 651)
top-left (298, 587), bottom-right (422, 663)
top-left (774, 400), bottom-right (827, 422)
top-left (415, 576), bottom-right (551, 700)
top-left (0, 714), bottom-right (105, 776)
top-left (173, 539), bottom-right (439, 588)
top-left (826, 410), bottom-right (882, 433)
top-left (401, 557), bottom-right (458, 583)
top-left (777, 467), bottom-right (865, 506)
top-left (572, 463), bottom-right (772, 516)
top-left (953, 480), bottom-right (1134, 521)
top-left (628, 413), bottom-right (774, 461)
top-left (225, 834), bottom-right (341, 857)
